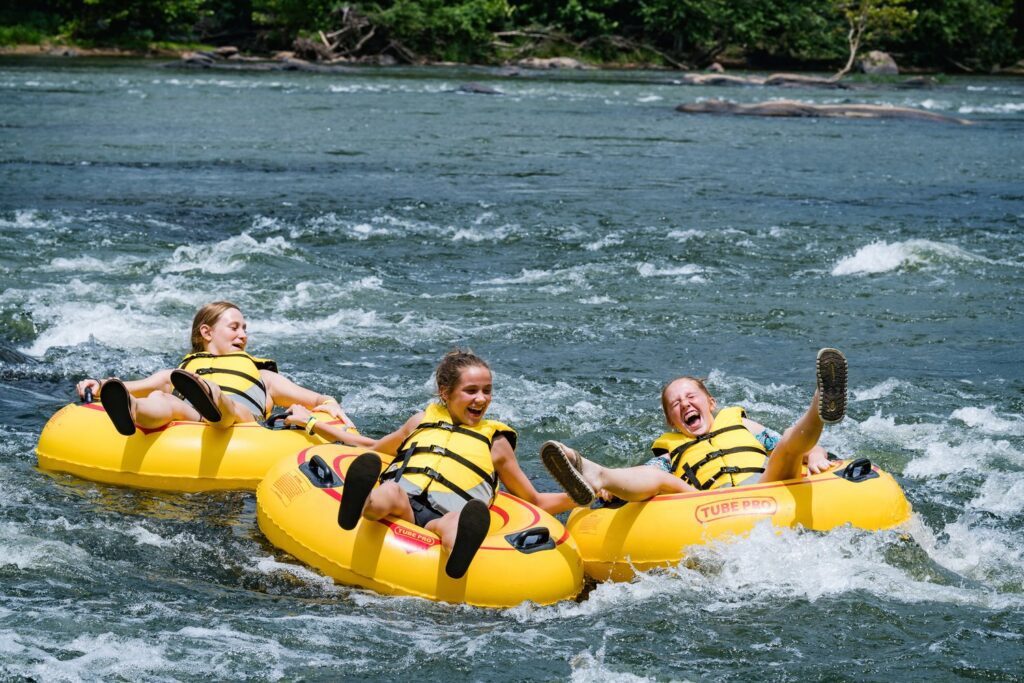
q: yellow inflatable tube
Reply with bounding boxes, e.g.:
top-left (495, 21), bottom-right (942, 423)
top-left (567, 459), bottom-right (912, 582)
top-left (257, 444), bottom-right (585, 608)
top-left (36, 402), bottom-right (341, 492)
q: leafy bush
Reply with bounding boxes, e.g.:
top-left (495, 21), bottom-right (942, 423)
top-left (366, 0), bottom-right (511, 62)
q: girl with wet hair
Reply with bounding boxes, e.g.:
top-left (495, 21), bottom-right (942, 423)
top-left (289, 349), bottom-right (575, 579)
top-left (76, 301), bottom-right (352, 436)
top-left (541, 349), bottom-right (848, 506)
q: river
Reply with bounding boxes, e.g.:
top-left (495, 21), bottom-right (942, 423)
top-left (1, 57), bottom-right (1023, 681)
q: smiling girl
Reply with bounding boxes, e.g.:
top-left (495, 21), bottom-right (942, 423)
top-left (76, 301), bottom-right (350, 436)
top-left (541, 348), bottom-right (848, 505)
top-left (286, 349), bottom-right (575, 579)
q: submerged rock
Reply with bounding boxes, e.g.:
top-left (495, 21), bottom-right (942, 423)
top-left (860, 50), bottom-right (899, 75)
top-left (456, 82), bottom-right (502, 95)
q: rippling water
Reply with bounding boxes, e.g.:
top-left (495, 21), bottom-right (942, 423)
top-left (1, 58), bottom-right (1023, 681)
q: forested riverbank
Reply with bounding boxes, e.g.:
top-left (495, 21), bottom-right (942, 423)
top-left (3, 0), bottom-right (1024, 74)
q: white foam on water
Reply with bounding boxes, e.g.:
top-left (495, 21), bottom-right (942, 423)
top-left (0, 209), bottom-right (68, 231)
top-left (451, 223), bottom-right (518, 242)
top-left (688, 522), bottom-right (1023, 610)
top-left (969, 473), bottom-right (1024, 517)
top-left (904, 437), bottom-right (1021, 478)
top-left (515, 521), bottom-right (1021, 625)
top-left (832, 239), bottom-right (989, 276)
top-left (636, 262), bottom-right (704, 279)
top-left (253, 308), bottom-right (390, 340)
top-left (483, 264), bottom-right (594, 293)
top-left (0, 523), bottom-right (91, 571)
top-left (275, 277), bottom-right (386, 311)
top-left (495, 377), bottom-right (611, 430)
top-left (853, 378), bottom-right (911, 402)
top-left (251, 555), bottom-right (345, 594)
top-left (911, 518), bottom-right (1024, 590)
top-left (958, 102), bottom-right (1024, 114)
top-left (584, 234), bottom-right (624, 251)
top-left (918, 98), bottom-right (953, 111)
top-left (950, 406), bottom-right (1024, 436)
top-left (22, 301), bottom-right (180, 356)
top-left (666, 229), bottom-right (705, 241)
top-left (857, 413), bottom-right (942, 452)
top-left (162, 233), bottom-right (292, 274)
top-left (44, 254), bottom-right (147, 273)
top-left (570, 647), bottom-right (656, 683)
top-left (126, 524), bottom-right (170, 548)
top-left (580, 296), bottom-right (615, 305)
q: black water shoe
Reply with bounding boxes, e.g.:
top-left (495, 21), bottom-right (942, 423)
top-left (816, 348), bottom-right (848, 424)
top-left (100, 378), bottom-right (137, 436)
top-left (338, 452), bottom-right (381, 530)
top-left (445, 499), bottom-right (491, 579)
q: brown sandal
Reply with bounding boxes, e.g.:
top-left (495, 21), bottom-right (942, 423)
top-left (170, 369), bottom-right (222, 422)
top-left (540, 441), bottom-right (596, 506)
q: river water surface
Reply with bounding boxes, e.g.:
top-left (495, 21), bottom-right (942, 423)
top-left (1, 58), bottom-right (1023, 681)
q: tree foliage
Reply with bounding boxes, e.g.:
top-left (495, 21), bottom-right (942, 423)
top-left (1, 0), bottom-right (1021, 70)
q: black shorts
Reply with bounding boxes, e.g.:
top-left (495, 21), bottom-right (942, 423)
top-left (408, 492), bottom-right (445, 527)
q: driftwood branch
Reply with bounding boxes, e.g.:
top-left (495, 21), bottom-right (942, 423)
top-left (676, 99), bottom-right (972, 125)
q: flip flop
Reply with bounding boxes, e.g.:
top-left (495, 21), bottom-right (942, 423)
top-left (445, 499), bottom-right (490, 579)
top-left (816, 348), bottom-right (848, 424)
top-left (337, 452), bottom-right (381, 530)
top-left (99, 378), bottom-right (137, 436)
top-left (170, 369), bottom-right (222, 423)
top-left (540, 440), bottom-right (596, 506)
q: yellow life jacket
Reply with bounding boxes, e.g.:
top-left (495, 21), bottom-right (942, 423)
top-left (177, 352), bottom-right (278, 420)
top-left (380, 403), bottom-right (516, 515)
top-left (651, 406), bottom-right (768, 490)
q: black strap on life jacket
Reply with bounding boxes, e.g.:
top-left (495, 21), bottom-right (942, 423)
top-left (407, 420), bottom-right (493, 447)
top-left (668, 424), bottom-right (746, 472)
top-left (380, 443), bottom-right (499, 501)
top-left (385, 442), bottom-right (418, 485)
top-left (684, 465), bottom-right (768, 491)
top-left (670, 424), bottom-right (767, 490)
top-left (172, 363), bottom-right (268, 416)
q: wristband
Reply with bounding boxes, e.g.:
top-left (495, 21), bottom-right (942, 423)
top-left (305, 416), bottom-right (318, 435)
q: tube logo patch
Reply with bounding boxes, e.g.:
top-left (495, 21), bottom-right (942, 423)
top-left (387, 522), bottom-right (441, 553)
top-left (695, 496), bottom-right (777, 523)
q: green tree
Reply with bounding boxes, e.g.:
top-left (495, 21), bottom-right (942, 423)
top-left (831, 0), bottom-right (916, 78)
top-left (901, 0), bottom-right (1018, 71)
top-left (366, 0), bottom-right (511, 62)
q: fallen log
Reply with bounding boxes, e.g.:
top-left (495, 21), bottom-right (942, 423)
top-left (675, 99), bottom-right (972, 125)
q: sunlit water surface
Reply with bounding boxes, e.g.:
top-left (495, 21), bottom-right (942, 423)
top-left (1, 58), bottom-right (1023, 681)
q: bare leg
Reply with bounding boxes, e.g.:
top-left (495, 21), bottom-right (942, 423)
top-left (361, 481), bottom-right (415, 524)
top-left (760, 390), bottom-right (824, 483)
top-left (133, 390), bottom-right (201, 429)
top-left (760, 349), bottom-right (848, 482)
top-left (542, 441), bottom-right (691, 503)
top-left (582, 460), bottom-right (692, 501)
top-left (426, 511), bottom-right (461, 553)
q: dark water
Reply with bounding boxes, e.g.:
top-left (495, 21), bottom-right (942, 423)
top-left (1, 58), bottom-right (1023, 681)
